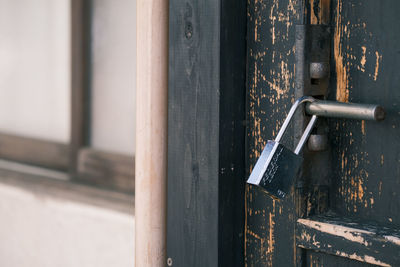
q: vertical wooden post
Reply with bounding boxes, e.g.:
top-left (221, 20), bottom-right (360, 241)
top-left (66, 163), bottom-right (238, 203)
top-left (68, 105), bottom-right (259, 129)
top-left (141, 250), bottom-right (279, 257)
top-left (135, 0), bottom-right (168, 266)
top-left (167, 1), bottom-right (246, 266)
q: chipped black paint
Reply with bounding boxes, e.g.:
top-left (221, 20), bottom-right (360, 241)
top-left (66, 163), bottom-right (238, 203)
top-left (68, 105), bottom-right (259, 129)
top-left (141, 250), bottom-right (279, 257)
top-left (297, 214), bottom-right (400, 266)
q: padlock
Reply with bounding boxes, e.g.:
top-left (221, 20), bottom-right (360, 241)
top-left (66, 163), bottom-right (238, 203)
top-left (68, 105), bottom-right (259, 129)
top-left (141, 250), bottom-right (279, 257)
top-left (247, 96), bottom-right (318, 199)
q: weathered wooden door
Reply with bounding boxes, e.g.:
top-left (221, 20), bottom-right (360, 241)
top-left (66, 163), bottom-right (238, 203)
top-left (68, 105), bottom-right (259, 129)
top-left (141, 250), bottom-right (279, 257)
top-left (246, 0), bottom-right (400, 266)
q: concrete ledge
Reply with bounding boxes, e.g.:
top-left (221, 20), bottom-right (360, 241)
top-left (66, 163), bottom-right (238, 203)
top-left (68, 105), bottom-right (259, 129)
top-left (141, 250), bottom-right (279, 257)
top-left (0, 163), bottom-right (134, 267)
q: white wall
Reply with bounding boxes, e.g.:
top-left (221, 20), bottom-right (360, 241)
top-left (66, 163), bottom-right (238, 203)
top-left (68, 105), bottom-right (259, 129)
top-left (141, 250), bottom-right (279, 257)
top-left (0, 182), bottom-right (134, 267)
top-left (0, 0), bottom-right (70, 142)
top-left (90, 0), bottom-right (136, 155)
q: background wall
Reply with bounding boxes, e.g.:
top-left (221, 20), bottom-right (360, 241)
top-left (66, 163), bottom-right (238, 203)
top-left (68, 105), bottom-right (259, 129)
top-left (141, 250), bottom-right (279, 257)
top-left (0, 180), bottom-right (134, 267)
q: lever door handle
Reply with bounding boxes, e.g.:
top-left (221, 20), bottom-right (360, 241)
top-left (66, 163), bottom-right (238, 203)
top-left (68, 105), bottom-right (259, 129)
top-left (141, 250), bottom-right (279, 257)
top-left (305, 100), bottom-right (385, 121)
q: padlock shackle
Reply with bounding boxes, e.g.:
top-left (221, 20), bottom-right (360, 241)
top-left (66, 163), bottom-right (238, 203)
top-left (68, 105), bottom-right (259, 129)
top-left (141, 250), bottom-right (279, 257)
top-left (275, 96), bottom-right (317, 155)
top-left (294, 114), bottom-right (317, 154)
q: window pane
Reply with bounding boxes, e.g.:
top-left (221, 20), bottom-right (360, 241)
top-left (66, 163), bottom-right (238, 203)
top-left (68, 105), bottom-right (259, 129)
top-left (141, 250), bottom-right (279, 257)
top-left (0, 0), bottom-right (70, 142)
top-left (90, 0), bottom-right (136, 155)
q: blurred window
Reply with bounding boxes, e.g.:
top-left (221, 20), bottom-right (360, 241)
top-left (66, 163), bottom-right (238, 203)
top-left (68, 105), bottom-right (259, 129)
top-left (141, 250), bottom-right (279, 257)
top-left (0, 0), bottom-right (70, 142)
top-left (0, 0), bottom-right (135, 193)
top-left (90, 0), bottom-right (136, 155)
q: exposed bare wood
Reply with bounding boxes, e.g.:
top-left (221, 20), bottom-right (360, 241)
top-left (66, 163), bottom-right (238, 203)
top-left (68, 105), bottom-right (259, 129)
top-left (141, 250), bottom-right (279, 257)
top-left (0, 133), bottom-right (68, 170)
top-left (77, 147), bottom-right (134, 193)
top-left (296, 215), bottom-right (400, 266)
top-left (310, 0), bottom-right (331, 25)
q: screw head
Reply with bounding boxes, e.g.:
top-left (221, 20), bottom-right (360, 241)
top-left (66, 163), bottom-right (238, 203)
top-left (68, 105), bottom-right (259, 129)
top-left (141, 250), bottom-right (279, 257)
top-left (167, 257), bottom-right (173, 266)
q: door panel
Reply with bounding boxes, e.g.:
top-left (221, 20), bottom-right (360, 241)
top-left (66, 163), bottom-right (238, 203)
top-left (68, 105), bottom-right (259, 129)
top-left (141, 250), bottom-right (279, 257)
top-left (246, 0), bottom-right (400, 266)
top-left (330, 0), bottom-right (400, 226)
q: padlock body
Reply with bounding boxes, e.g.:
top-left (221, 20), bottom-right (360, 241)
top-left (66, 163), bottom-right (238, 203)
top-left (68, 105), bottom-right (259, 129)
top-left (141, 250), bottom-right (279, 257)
top-left (247, 141), bottom-right (302, 199)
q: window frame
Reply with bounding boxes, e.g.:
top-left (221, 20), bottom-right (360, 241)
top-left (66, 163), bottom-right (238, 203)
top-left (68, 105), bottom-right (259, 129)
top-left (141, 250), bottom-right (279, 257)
top-left (0, 0), bottom-right (134, 193)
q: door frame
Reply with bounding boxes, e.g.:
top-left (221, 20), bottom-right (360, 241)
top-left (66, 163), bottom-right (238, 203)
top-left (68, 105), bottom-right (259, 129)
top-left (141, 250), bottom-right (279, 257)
top-left (166, 0), bottom-right (247, 266)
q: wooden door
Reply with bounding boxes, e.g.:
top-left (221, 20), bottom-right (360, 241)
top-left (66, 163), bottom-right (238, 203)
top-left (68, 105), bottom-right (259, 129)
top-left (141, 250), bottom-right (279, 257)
top-left (246, 0), bottom-right (400, 266)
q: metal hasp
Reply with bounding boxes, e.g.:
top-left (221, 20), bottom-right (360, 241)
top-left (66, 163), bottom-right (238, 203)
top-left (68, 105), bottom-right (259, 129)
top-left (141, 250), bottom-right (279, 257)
top-left (295, 25), bottom-right (331, 96)
top-left (247, 96), bottom-right (317, 200)
top-left (305, 100), bottom-right (386, 121)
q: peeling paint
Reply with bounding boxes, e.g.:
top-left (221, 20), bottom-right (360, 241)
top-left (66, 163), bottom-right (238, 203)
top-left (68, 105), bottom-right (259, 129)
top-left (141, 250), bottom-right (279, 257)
top-left (384, 235), bottom-right (400, 246)
top-left (334, 0), bottom-right (349, 102)
top-left (297, 219), bottom-right (372, 246)
top-left (361, 120), bottom-right (366, 135)
top-left (269, 1), bottom-right (277, 45)
top-left (360, 46), bottom-right (367, 72)
top-left (310, 0), bottom-right (330, 25)
top-left (267, 200), bottom-right (275, 263)
top-left (374, 51), bottom-right (382, 81)
top-left (310, 0), bottom-right (319, 25)
top-left (297, 218), bottom-right (399, 266)
top-left (335, 252), bottom-right (390, 267)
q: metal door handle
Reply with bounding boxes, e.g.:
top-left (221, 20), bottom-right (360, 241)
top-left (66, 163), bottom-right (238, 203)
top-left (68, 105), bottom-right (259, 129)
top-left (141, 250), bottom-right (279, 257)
top-left (305, 100), bottom-right (385, 121)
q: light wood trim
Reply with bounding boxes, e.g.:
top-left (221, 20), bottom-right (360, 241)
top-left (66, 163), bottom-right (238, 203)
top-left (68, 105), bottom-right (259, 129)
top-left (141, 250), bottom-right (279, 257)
top-left (0, 133), bottom-right (68, 170)
top-left (136, 0), bottom-right (168, 265)
top-left (77, 147), bottom-right (134, 193)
